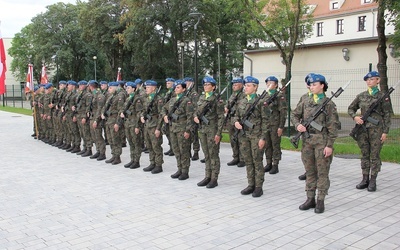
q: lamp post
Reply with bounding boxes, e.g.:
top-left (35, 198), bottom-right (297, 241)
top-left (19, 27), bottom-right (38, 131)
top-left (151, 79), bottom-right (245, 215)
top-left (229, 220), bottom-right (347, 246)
top-left (179, 41), bottom-right (185, 78)
top-left (216, 37), bottom-right (221, 90)
top-left (93, 56), bottom-right (97, 81)
top-left (189, 12), bottom-right (202, 92)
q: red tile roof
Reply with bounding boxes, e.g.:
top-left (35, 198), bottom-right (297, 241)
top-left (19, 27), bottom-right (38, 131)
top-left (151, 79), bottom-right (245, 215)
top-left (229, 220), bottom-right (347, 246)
top-left (307, 0), bottom-right (378, 18)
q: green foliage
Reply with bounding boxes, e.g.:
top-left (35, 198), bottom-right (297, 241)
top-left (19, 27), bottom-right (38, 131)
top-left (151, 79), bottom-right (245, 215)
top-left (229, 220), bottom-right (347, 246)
top-left (0, 106), bottom-right (33, 116)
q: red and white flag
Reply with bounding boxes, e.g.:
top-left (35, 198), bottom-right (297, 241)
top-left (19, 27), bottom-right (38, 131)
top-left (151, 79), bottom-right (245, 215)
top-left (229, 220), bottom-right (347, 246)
top-left (40, 64), bottom-right (48, 84)
top-left (0, 27), bottom-right (7, 95)
top-left (116, 67), bottom-right (122, 81)
top-left (25, 64), bottom-right (34, 93)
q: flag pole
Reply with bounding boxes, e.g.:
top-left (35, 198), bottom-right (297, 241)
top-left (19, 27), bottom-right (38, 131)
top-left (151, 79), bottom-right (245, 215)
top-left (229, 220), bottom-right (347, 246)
top-left (32, 91), bottom-right (39, 139)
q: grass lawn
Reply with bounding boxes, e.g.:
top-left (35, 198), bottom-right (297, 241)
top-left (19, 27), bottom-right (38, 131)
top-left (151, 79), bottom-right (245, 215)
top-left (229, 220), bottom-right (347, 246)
top-left (0, 106), bottom-right (32, 116)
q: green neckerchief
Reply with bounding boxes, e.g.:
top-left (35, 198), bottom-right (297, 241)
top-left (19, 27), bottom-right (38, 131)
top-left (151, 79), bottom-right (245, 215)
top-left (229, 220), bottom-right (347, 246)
top-left (246, 93), bottom-right (257, 101)
top-left (233, 89), bottom-right (242, 94)
top-left (313, 93), bottom-right (325, 104)
top-left (176, 93), bottom-right (183, 100)
top-left (368, 86), bottom-right (379, 96)
top-left (268, 89), bottom-right (277, 95)
top-left (129, 93), bottom-right (135, 99)
top-left (92, 89), bottom-right (98, 95)
top-left (148, 93), bottom-right (155, 100)
top-left (308, 89), bottom-right (312, 96)
top-left (205, 91), bottom-right (214, 99)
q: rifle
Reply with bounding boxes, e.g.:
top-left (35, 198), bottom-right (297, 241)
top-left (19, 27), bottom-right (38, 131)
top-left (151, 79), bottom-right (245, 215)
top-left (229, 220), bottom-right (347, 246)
top-left (167, 83), bottom-right (194, 124)
top-left (290, 80), bottom-right (352, 148)
top-left (143, 86), bottom-right (162, 121)
top-left (264, 80), bottom-right (291, 106)
top-left (74, 90), bottom-right (85, 114)
top-left (222, 90), bottom-right (242, 127)
top-left (198, 86), bottom-right (228, 126)
top-left (232, 90), bottom-right (268, 142)
top-left (55, 89), bottom-right (65, 116)
top-left (61, 91), bottom-right (72, 118)
top-left (103, 92), bottom-right (116, 118)
top-left (349, 80), bottom-right (399, 140)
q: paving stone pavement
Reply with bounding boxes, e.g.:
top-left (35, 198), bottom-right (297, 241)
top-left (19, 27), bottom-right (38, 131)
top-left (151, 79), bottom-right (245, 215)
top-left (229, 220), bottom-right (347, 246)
top-left (1, 110), bottom-right (400, 250)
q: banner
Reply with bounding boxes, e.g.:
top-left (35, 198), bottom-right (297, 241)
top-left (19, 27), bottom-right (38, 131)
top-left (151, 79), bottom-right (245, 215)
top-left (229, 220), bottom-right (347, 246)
top-left (40, 65), bottom-right (48, 84)
top-left (0, 29), bottom-right (7, 95)
top-left (25, 64), bottom-right (34, 93)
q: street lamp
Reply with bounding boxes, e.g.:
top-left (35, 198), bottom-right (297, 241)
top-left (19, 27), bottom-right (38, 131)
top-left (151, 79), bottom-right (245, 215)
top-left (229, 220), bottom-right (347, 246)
top-left (179, 41), bottom-right (185, 78)
top-left (189, 12), bottom-right (202, 92)
top-left (216, 37), bottom-right (221, 90)
top-left (93, 56), bottom-right (97, 81)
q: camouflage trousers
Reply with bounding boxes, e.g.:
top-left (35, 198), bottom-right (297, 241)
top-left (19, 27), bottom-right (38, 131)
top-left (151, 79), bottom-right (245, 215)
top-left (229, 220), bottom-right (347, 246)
top-left (163, 123), bottom-right (172, 149)
top-left (67, 116), bottom-right (81, 147)
top-left (227, 123), bottom-right (243, 161)
top-left (77, 118), bottom-right (92, 149)
top-left (125, 124), bottom-right (142, 163)
top-left (44, 115), bottom-right (54, 140)
top-left (199, 128), bottom-right (220, 179)
top-left (61, 118), bottom-right (70, 145)
top-left (301, 134), bottom-right (332, 200)
top-left (356, 127), bottom-right (383, 176)
top-left (239, 136), bottom-right (264, 188)
top-left (105, 118), bottom-right (122, 157)
top-left (54, 112), bottom-right (64, 142)
top-left (170, 130), bottom-right (191, 174)
top-left (264, 126), bottom-right (282, 165)
top-left (191, 126), bottom-right (200, 152)
top-left (143, 125), bottom-right (164, 166)
top-left (90, 120), bottom-right (106, 155)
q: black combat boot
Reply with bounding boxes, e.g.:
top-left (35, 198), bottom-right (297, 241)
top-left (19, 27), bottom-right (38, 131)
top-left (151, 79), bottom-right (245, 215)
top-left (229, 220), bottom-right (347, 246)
top-left (299, 197), bottom-right (316, 210)
top-left (241, 186), bottom-right (255, 195)
top-left (197, 177), bottom-right (211, 187)
top-left (112, 156), bottom-right (121, 165)
top-left (191, 151), bottom-right (199, 161)
top-left (178, 173), bottom-right (189, 180)
top-left (90, 151), bottom-right (100, 159)
top-left (237, 161), bottom-right (245, 168)
top-left (164, 149), bottom-right (172, 155)
top-left (76, 147), bottom-right (86, 155)
top-left (356, 174), bottom-right (369, 189)
top-left (171, 170), bottom-right (181, 179)
top-left (314, 200), bottom-right (325, 213)
top-left (227, 159), bottom-right (239, 166)
top-left (168, 151), bottom-right (174, 156)
top-left (200, 158), bottom-right (206, 163)
top-left (105, 156), bottom-right (115, 164)
top-left (252, 187), bottom-right (263, 198)
top-left (269, 165), bottom-right (279, 174)
top-left (143, 164), bottom-right (155, 172)
top-left (71, 146), bottom-right (81, 153)
top-left (97, 154), bottom-right (106, 161)
top-left (124, 161), bottom-right (134, 168)
top-left (81, 148), bottom-right (92, 157)
top-left (368, 175), bottom-right (377, 192)
top-left (151, 166), bottom-right (163, 174)
top-left (298, 173), bottom-right (306, 181)
top-left (264, 163), bottom-right (272, 172)
top-left (130, 162), bottom-right (140, 169)
top-left (206, 179), bottom-right (218, 188)
top-left (66, 145), bottom-right (74, 152)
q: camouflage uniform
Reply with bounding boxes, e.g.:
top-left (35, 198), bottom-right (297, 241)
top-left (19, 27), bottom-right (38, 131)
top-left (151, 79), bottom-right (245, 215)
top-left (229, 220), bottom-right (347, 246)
top-left (76, 86), bottom-right (93, 156)
top-left (54, 85), bottom-right (67, 146)
top-left (43, 86), bottom-right (56, 143)
top-left (184, 79), bottom-right (200, 160)
top-left (90, 87), bottom-right (107, 160)
top-left (162, 87), bottom-right (175, 155)
top-left (66, 87), bottom-right (81, 152)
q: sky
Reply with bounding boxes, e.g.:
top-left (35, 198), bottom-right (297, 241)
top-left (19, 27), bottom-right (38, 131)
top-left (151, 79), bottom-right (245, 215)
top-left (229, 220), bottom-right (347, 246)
top-left (0, 0), bottom-right (83, 38)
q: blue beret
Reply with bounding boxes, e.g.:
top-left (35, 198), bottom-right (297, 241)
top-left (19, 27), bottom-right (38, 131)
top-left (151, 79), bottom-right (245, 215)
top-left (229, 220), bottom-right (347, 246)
top-left (307, 74), bottom-right (326, 85)
top-left (231, 77), bottom-right (244, 84)
top-left (44, 83), bottom-right (53, 89)
top-left (59, 80), bottom-right (67, 85)
top-left (134, 78), bottom-right (143, 85)
top-left (145, 80), bottom-right (158, 86)
top-left (99, 81), bottom-right (108, 85)
top-left (202, 76), bottom-right (216, 85)
top-left (34, 86), bottom-right (39, 92)
top-left (244, 76), bottom-right (259, 84)
top-left (78, 80), bottom-right (88, 85)
top-left (364, 71), bottom-right (380, 81)
top-left (117, 81), bottom-right (125, 86)
top-left (183, 77), bottom-right (194, 82)
top-left (165, 78), bottom-right (175, 82)
top-left (108, 81), bottom-right (119, 87)
top-left (67, 80), bottom-right (77, 86)
top-left (174, 79), bottom-right (185, 87)
top-left (265, 76), bottom-right (279, 83)
top-left (88, 80), bottom-right (98, 85)
top-left (305, 73), bottom-right (316, 85)
top-left (125, 81), bottom-right (137, 88)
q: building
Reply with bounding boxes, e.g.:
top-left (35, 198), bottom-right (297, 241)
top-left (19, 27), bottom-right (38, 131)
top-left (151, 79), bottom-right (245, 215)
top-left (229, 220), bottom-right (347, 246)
top-left (243, 0), bottom-right (399, 114)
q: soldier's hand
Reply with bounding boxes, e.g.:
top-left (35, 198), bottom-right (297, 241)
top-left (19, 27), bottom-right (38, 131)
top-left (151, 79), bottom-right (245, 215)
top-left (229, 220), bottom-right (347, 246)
top-left (82, 118), bottom-right (86, 125)
top-left (354, 116), bottom-right (364, 125)
top-left (324, 147), bottom-right (333, 157)
top-left (114, 124), bottom-right (119, 132)
top-left (381, 133), bottom-right (387, 142)
top-left (163, 115), bottom-right (169, 123)
top-left (101, 114), bottom-right (105, 120)
top-left (120, 113), bottom-right (125, 119)
top-left (277, 128), bottom-right (283, 137)
top-left (258, 139), bottom-right (266, 150)
top-left (47, 115), bottom-right (51, 120)
top-left (93, 121), bottom-right (97, 129)
top-left (72, 106), bottom-right (76, 111)
top-left (73, 116), bottom-right (77, 123)
top-left (224, 107), bottom-right (228, 114)
top-left (155, 129), bottom-right (161, 138)
top-left (296, 124), bottom-right (306, 132)
top-left (214, 135), bottom-right (221, 144)
top-left (234, 121), bottom-right (242, 130)
top-left (194, 116), bottom-right (200, 124)
top-left (135, 128), bottom-right (140, 134)
top-left (62, 116), bottom-right (66, 121)
top-left (140, 117), bottom-right (145, 123)
top-left (184, 132), bottom-right (190, 139)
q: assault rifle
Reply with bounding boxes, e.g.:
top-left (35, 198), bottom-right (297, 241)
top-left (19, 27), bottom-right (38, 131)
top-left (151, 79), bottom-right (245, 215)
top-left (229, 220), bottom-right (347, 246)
top-left (74, 90), bottom-right (85, 114)
top-left (168, 83), bottom-right (194, 124)
top-left (264, 80), bottom-right (291, 106)
top-left (349, 80), bottom-right (399, 140)
top-left (103, 92), bottom-right (116, 118)
top-left (232, 90), bottom-right (268, 142)
top-left (222, 89), bottom-right (242, 127)
top-left (61, 91), bottom-right (72, 118)
top-left (290, 80), bottom-right (352, 148)
top-left (143, 86), bottom-right (162, 121)
top-left (198, 86), bottom-right (228, 126)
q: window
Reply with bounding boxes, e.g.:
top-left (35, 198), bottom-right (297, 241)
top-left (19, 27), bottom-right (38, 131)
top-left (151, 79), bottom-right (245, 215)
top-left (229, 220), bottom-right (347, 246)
top-left (336, 19), bottom-right (344, 34)
top-left (332, 2), bottom-right (339, 9)
top-left (358, 16), bottom-right (366, 31)
top-left (317, 22), bottom-right (323, 37)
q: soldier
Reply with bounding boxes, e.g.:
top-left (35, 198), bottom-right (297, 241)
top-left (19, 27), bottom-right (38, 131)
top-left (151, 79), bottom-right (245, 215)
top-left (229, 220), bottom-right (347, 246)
top-left (119, 81), bottom-right (144, 169)
top-left (30, 86), bottom-right (40, 138)
top-left (291, 74), bottom-right (339, 213)
top-left (184, 77), bottom-right (201, 161)
top-left (194, 76), bottom-right (224, 189)
top-left (163, 80), bottom-right (194, 180)
top-left (233, 76), bottom-right (268, 198)
top-left (88, 80), bottom-right (107, 161)
top-left (134, 78), bottom-right (147, 153)
top-left (43, 83), bottom-right (56, 144)
top-left (53, 81), bottom-right (67, 147)
top-left (36, 84), bottom-right (46, 140)
top-left (101, 81), bottom-right (125, 165)
top-left (225, 77), bottom-right (246, 168)
top-left (75, 80), bottom-right (93, 157)
top-left (263, 76), bottom-right (287, 174)
top-left (140, 80), bottom-right (164, 174)
top-left (348, 71), bottom-right (391, 192)
top-left (64, 80), bottom-right (81, 153)
top-left (163, 78), bottom-right (176, 156)
top-left (100, 81), bottom-right (110, 146)
top-left (117, 81), bottom-right (128, 148)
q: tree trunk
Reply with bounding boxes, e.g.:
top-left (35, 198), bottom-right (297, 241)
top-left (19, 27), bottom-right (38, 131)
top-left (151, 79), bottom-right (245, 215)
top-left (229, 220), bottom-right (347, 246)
top-left (376, 0), bottom-right (388, 92)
